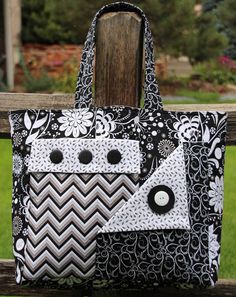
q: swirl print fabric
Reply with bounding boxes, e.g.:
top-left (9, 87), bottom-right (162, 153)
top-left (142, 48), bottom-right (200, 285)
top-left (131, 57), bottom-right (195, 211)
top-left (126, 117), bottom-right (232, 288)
top-left (8, 1), bottom-right (228, 290)
top-left (95, 143), bottom-right (211, 287)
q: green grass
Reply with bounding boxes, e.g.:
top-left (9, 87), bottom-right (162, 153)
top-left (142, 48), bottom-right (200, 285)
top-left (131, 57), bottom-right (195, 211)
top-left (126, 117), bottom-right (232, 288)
top-left (1, 139), bottom-right (236, 278)
top-left (165, 99), bottom-right (198, 105)
top-left (175, 89), bottom-right (221, 102)
top-left (140, 90), bottom-right (236, 105)
top-left (219, 145), bottom-right (236, 278)
top-left (0, 139), bottom-right (13, 259)
top-left (164, 97), bottom-right (236, 105)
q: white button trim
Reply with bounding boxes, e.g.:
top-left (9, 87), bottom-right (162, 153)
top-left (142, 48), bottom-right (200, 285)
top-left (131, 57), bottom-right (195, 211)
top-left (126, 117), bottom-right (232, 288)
top-left (28, 138), bottom-right (140, 174)
top-left (154, 191), bottom-right (169, 207)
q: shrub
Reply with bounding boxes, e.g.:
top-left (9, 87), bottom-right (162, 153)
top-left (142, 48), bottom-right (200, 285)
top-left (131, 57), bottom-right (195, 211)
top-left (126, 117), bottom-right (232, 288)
top-left (20, 54), bottom-right (56, 93)
top-left (193, 57), bottom-right (236, 85)
top-left (0, 68), bottom-right (8, 92)
top-left (54, 58), bottom-right (78, 93)
top-left (23, 71), bottom-right (56, 93)
top-left (218, 55), bottom-right (236, 70)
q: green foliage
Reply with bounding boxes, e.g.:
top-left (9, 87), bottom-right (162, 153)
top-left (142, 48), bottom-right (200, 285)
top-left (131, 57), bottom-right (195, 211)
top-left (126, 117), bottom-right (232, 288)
top-left (193, 59), bottom-right (236, 85)
top-left (22, 0), bottom-right (110, 44)
top-left (0, 55), bottom-right (8, 91)
top-left (138, 0), bottom-right (197, 57)
top-left (21, 0), bottom-right (228, 63)
top-left (22, 0), bottom-right (75, 44)
top-left (217, 0), bottom-right (236, 59)
top-left (188, 12), bottom-right (228, 63)
top-left (23, 71), bottom-right (56, 93)
top-left (0, 69), bottom-right (8, 92)
top-left (55, 58), bottom-right (78, 93)
top-left (203, 0), bottom-right (223, 12)
top-left (138, 0), bottom-right (227, 62)
top-left (20, 54), bottom-right (56, 93)
top-left (202, 0), bottom-right (236, 59)
top-left (224, 44), bottom-right (236, 60)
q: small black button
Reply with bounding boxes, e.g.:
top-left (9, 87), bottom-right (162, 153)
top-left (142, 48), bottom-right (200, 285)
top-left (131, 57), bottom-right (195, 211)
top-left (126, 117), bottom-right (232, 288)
top-left (78, 150), bottom-right (93, 164)
top-left (148, 185), bottom-right (175, 214)
top-left (107, 150), bottom-right (122, 164)
top-left (50, 149), bottom-right (63, 164)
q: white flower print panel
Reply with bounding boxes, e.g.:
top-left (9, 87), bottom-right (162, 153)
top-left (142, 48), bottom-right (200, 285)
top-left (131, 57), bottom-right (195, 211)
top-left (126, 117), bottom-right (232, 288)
top-left (209, 224), bottom-right (220, 268)
top-left (13, 132), bottom-right (23, 147)
top-left (58, 109), bottom-right (94, 137)
top-left (209, 175), bottom-right (224, 213)
top-left (95, 109), bottom-right (116, 138)
top-left (172, 114), bottom-right (200, 142)
top-left (157, 139), bottom-right (175, 157)
top-left (13, 152), bottom-right (23, 177)
top-left (12, 216), bottom-right (23, 236)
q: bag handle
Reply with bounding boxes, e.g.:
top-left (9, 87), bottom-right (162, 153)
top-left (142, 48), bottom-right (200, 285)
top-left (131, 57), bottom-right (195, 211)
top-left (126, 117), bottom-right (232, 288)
top-left (74, 2), bottom-right (163, 110)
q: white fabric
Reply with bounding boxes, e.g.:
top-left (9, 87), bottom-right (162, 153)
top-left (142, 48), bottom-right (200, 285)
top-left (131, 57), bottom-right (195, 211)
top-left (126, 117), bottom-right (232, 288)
top-left (28, 138), bottom-right (140, 174)
top-left (100, 144), bottom-right (190, 233)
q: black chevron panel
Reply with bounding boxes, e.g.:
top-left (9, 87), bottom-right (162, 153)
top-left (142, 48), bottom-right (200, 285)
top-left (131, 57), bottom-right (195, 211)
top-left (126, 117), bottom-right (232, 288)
top-left (23, 172), bottom-right (139, 280)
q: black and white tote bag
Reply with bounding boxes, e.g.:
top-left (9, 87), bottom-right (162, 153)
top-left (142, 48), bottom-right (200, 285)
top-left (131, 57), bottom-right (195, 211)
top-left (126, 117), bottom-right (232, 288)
top-left (9, 2), bottom-right (227, 289)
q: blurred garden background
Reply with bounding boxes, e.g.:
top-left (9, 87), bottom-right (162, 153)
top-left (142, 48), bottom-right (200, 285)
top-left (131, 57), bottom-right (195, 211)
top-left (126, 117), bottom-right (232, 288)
top-left (1, 0), bottom-right (236, 99)
top-left (1, 0), bottom-right (236, 279)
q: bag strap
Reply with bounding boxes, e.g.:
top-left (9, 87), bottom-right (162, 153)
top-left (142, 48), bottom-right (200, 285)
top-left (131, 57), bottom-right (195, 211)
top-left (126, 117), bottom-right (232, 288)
top-left (74, 2), bottom-right (163, 110)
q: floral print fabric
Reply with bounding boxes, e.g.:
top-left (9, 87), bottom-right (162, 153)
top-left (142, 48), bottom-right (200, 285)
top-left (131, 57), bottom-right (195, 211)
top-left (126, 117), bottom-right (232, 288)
top-left (58, 109), bottom-right (94, 137)
top-left (9, 106), bottom-right (227, 288)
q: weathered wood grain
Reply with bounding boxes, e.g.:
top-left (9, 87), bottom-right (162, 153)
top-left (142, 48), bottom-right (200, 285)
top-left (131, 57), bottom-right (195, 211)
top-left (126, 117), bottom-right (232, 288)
top-left (95, 12), bottom-right (143, 107)
top-left (0, 259), bottom-right (236, 297)
top-left (0, 93), bottom-right (235, 144)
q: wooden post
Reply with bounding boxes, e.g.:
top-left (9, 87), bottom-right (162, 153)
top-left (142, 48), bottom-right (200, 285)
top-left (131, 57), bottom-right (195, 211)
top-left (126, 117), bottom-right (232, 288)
top-left (0, 0), bottom-right (6, 82)
top-left (3, 0), bottom-right (14, 89)
top-left (95, 12), bottom-right (143, 107)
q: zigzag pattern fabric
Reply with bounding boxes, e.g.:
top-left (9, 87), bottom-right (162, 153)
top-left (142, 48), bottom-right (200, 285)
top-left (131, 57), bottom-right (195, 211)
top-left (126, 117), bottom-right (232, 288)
top-left (23, 172), bottom-right (139, 280)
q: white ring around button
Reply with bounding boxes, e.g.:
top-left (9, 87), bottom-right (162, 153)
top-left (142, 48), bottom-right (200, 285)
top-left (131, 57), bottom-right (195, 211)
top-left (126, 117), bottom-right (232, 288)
top-left (154, 191), bottom-right (169, 207)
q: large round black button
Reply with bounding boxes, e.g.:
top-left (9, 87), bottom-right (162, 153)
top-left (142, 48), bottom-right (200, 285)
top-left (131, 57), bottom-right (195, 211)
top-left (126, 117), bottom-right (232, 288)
top-left (148, 185), bottom-right (175, 214)
top-left (107, 150), bottom-right (122, 164)
top-left (50, 149), bottom-right (63, 164)
top-left (78, 150), bottom-right (93, 164)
